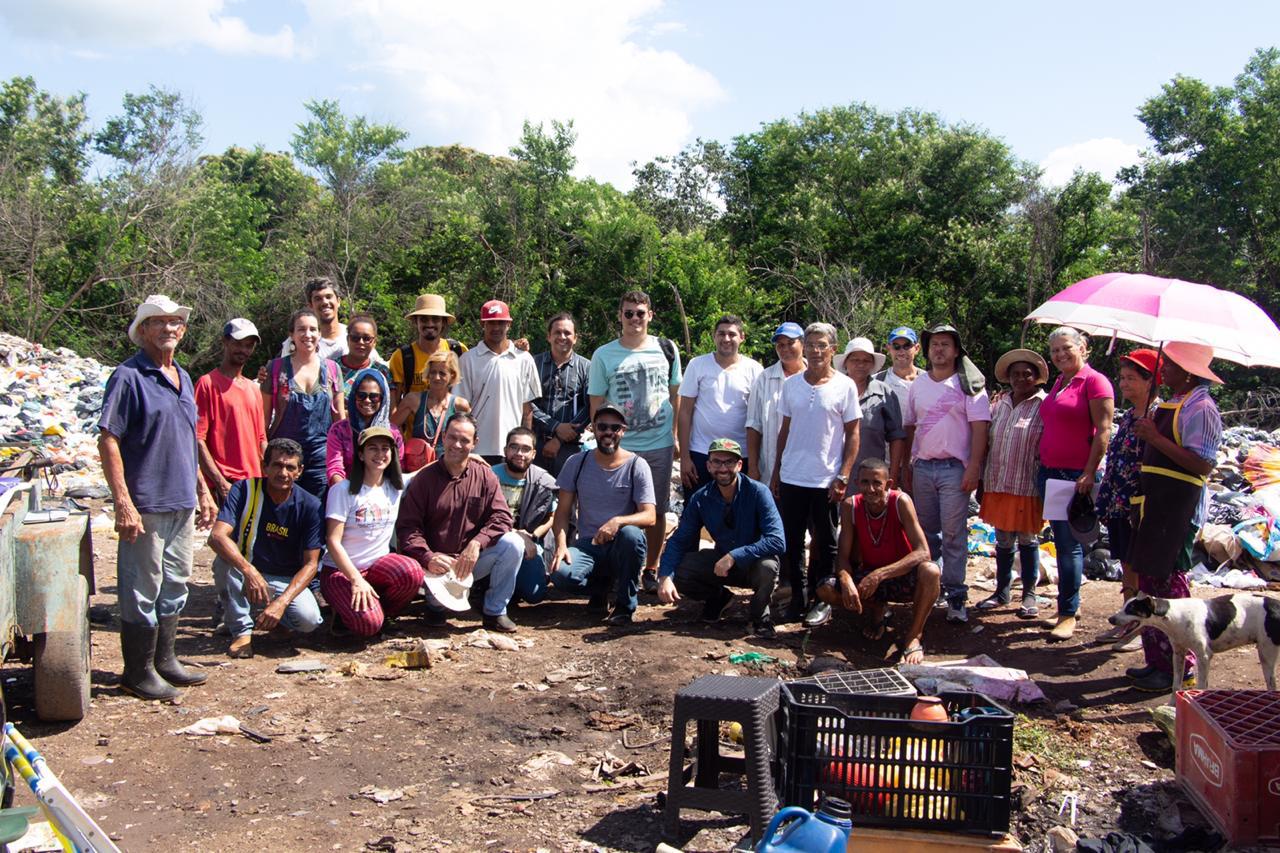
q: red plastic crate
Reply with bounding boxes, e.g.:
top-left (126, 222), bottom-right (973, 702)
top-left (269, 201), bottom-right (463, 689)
top-left (1176, 690), bottom-right (1280, 846)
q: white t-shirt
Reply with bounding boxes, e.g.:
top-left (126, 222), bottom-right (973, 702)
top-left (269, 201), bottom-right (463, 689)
top-left (777, 371), bottom-right (862, 488)
top-left (323, 480), bottom-right (402, 570)
top-left (457, 342), bottom-right (541, 457)
top-left (678, 353), bottom-right (763, 455)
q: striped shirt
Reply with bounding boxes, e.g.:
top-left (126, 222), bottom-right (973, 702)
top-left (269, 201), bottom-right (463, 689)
top-left (983, 391), bottom-right (1045, 497)
top-left (1168, 383), bottom-right (1223, 528)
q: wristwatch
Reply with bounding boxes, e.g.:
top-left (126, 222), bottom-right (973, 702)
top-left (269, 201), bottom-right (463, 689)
top-left (833, 475), bottom-right (848, 485)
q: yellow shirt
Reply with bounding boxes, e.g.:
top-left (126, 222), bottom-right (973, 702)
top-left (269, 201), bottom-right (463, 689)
top-left (388, 338), bottom-right (469, 393)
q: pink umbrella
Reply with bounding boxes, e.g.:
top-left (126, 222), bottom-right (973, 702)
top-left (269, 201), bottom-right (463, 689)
top-left (1025, 272), bottom-right (1280, 367)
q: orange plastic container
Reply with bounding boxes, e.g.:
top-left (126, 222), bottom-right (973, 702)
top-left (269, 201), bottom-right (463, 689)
top-left (1175, 690), bottom-right (1280, 846)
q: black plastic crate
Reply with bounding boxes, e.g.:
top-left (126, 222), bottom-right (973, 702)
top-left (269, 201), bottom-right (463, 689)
top-left (778, 683), bottom-right (1014, 836)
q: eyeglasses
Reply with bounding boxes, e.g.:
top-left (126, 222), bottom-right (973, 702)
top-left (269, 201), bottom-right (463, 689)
top-left (594, 423), bottom-right (625, 433)
top-left (890, 342), bottom-right (915, 350)
top-left (622, 309), bottom-right (647, 320)
top-left (803, 342), bottom-right (832, 352)
top-left (348, 334), bottom-right (374, 343)
top-left (147, 318), bottom-right (186, 330)
top-left (355, 392), bottom-right (383, 403)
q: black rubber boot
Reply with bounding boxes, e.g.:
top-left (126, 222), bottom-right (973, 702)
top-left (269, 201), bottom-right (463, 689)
top-left (120, 622), bottom-right (181, 701)
top-left (155, 615), bottom-right (207, 686)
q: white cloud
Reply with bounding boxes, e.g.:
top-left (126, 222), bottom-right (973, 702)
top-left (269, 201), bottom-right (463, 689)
top-left (1039, 138), bottom-right (1142, 187)
top-left (0, 0), bottom-right (296, 58)
top-left (302, 0), bottom-right (723, 188)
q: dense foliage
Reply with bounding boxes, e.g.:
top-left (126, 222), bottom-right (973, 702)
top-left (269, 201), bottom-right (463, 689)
top-left (0, 49), bottom-right (1276, 397)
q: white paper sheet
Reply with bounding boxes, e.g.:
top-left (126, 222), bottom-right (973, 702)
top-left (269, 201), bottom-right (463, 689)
top-left (1043, 478), bottom-right (1077, 521)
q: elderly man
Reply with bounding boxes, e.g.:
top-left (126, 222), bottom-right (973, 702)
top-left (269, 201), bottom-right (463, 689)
top-left (816, 458), bottom-right (940, 664)
top-left (458, 300), bottom-right (541, 463)
top-left (196, 318), bottom-right (267, 507)
top-left (549, 405), bottom-right (657, 625)
top-left (99, 294), bottom-right (217, 701)
top-left (531, 312), bottom-right (591, 476)
top-left (771, 322), bottom-right (862, 627)
top-left (207, 438), bottom-right (325, 658)
top-left (388, 293), bottom-right (468, 408)
top-left (677, 315), bottom-right (763, 493)
top-left (658, 439), bottom-right (784, 637)
top-left (395, 413), bottom-right (524, 632)
top-left (745, 322), bottom-right (805, 484)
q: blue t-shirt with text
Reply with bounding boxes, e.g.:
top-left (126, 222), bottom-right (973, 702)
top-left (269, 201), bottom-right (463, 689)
top-left (216, 479), bottom-right (323, 577)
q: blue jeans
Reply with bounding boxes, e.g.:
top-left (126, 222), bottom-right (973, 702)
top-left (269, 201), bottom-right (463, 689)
top-left (422, 531), bottom-right (523, 617)
top-left (117, 509), bottom-right (194, 627)
top-left (1038, 466), bottom-right (1086, 616)
top-left (514, 549), bottom-right (550, 604)
top-left (912, 458), bottom-right (970, 605)
top-left (213, 557), bottom-right (323, 638)
top-left (549, 525), bottom-right (647, 615)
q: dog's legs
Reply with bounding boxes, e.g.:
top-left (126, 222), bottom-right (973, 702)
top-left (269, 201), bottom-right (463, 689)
top-left (1170, 646), bottom-right (1188, 705)
top-left (1260, 644), bottom-right (1278, 692)
top-left (1194, 650), bottom-right (1209, 690)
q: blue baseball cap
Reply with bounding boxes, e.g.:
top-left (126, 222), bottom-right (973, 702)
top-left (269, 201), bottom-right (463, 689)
top-left (772, 322), bottom-right (804, 341)
top-left (887, 326), bottom-right (918, 345)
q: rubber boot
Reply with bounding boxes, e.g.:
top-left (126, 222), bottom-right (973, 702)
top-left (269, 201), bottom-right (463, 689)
top-left (1018, 543), bottom-right (1041, 596)
top-left (155, 615), bottom-right (207, 687)
top-left (993, 546), bottom-right (1015, 601)
top-left (120, 622), bottom-right (181, 701)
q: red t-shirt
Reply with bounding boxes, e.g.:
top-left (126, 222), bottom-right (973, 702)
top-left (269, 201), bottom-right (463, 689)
top-left (195, 370), bottom-right (267, 482)
top-left (1038, 364), bottom-right (1113, 470)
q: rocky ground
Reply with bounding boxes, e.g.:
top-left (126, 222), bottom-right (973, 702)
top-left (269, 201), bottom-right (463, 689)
top-left (3, 524), bottom-right (1275, 852)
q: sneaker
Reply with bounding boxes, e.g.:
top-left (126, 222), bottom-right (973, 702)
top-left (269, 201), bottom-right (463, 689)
top-left (701, 588), bottom-right (732, 623)
top-left (482, 613), bottom-right (518, 634)
top-left (976, 595), bottom-right (1009, 611)
top-left (641, 570), bottom-right (659, 594)
top-left (1016, 597), bottom-right (1039, 619)
top-left (933, 596), bottom-right (950, 610)
top-left (1125, 664), bottom-right (1157, 680)
top-left (803, 601), bottom-right (832, 628)
top-left (946, 603), bottom-right (968, 624)
top-left (423, 608), bottom-right (450, 627)
top-left (1131, 669), bottom-right (1174, 693)
top-left (605, 611), bottom-right (634, 627)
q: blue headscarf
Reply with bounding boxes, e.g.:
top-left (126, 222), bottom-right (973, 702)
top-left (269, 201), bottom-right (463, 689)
top-left (346, 367), bottom-right (392, 456)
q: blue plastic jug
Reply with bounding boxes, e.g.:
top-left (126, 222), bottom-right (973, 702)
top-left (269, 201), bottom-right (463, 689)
top-left (757, 797), bottom-right (852, 853)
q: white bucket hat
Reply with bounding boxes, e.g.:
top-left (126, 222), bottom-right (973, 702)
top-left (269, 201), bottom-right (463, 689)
top-left (128, 295), bottom-right (192, 346)
top-left (838, 337), bottom-right (886, 375)
top-left (423, 569), bottom-right (474, 612)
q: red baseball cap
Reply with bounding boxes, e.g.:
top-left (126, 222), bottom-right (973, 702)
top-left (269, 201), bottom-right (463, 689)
top-left (1119, 347), bottom-right (1160, 377)
top-left (480, 300), bottom-right (512, 322)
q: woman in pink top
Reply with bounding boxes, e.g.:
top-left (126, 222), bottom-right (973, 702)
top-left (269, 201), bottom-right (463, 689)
top-left (1036, 327), bottom-right (1113, 641)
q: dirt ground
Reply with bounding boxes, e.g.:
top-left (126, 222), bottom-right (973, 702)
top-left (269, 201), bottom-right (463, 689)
top-left (3, 521), bottom-right (1276, 852)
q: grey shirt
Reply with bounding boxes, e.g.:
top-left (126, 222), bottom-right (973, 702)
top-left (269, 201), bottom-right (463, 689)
top-left (855, 378), bottom-right (905, 470)
top-left (556, 451), bottom-right (656, 541)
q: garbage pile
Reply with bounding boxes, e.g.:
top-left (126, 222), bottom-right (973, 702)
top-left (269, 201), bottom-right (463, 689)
top-left (0, 333), bottom-right (109, 491)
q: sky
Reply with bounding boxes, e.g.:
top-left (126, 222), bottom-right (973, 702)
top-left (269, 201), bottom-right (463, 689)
top-left (0, 1), bottom-right (1275, 190)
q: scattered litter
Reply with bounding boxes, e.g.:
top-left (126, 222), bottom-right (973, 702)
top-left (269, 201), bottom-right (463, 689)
top-left (338, 660), bottom-right (369, 676)
top-left (589, 751), bottom-right (649, 781)
top-left (587, 710), bottom-right (641, 731)
top-left (544, 664), bottom-right (592, 684)
top-left (263, 691), bottom-right (287, 700)
top-left (967, 521), bottom-right (996, 555)
top-left (900, 654), bottom-right (1047, 704)
top-left (465, 629), bottom-right (531, 651)
top-left (1189, 560), bottom-right (1268, 589)
top-left (384, 647), bottom-right (434, 669)
top-left (357, 786), bottom-right (406, 804)
top-left (275, 659), bottom-right (329, 674)
top-left (513, 682), bottom-right (550, 692)
top-left (728, 652), bottom-right (776, 666)
top-left (171, 715), bottom-right (244, 736)
top-left (517, 751), bottom-right (575, 780)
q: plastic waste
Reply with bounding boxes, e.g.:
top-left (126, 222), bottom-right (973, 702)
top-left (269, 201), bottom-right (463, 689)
top-left (758, 797), bottom-right (852, 853)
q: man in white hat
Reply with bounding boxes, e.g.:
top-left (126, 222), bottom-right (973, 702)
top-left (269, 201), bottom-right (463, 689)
top-left (388, 293), bottom-right (468, 409)
top-left (196, 318), bottom-right (267, 506)
top-left (99, 294), bottom-right (218, 701)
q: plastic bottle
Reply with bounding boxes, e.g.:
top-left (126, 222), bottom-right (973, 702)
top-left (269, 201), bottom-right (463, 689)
top-left (758, 797), bottom-right (853, 853)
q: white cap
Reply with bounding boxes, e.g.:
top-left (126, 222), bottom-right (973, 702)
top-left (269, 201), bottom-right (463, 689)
top-left (223, 318), bottom-right (260, 341)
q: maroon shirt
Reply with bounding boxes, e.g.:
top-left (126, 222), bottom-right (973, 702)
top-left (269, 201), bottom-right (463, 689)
top-left (395, 460), bottom-right (513, 568)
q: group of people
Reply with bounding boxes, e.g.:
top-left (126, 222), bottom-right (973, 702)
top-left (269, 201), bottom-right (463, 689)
top-left (98, 280), bottom-right (1223, 701)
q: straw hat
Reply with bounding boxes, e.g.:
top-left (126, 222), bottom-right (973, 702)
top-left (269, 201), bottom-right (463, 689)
top-left (405, 293), bottom-right (455, 321)
top-left (994, 348), bottom-right (1049, 384)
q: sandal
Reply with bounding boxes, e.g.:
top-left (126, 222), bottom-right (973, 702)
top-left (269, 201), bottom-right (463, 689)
top-left (900, 640), bottom-right (925, 666)
top-left (976, 594), bottom-right (1010, 611)
top-left (1016, 597), bottom-right (1039, 619)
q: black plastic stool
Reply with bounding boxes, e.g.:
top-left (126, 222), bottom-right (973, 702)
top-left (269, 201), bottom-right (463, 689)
top-left (663, 674), bottom-right (781, 843)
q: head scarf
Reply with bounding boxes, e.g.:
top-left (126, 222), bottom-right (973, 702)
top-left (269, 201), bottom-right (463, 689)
top-left (346, 368), bottom-right (392, 457)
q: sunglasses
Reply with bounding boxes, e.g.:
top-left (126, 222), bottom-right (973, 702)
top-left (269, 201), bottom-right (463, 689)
top-left (891, 342), bottom-right (915, 350)
top-left (622, 309), bottom-right (648, 320)
top-left (594, 423), bottom-right (625, 433)
top-left (348, 334), bottom-right (375, 344)
top-left (355, 391), bottom-right (383, 403)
